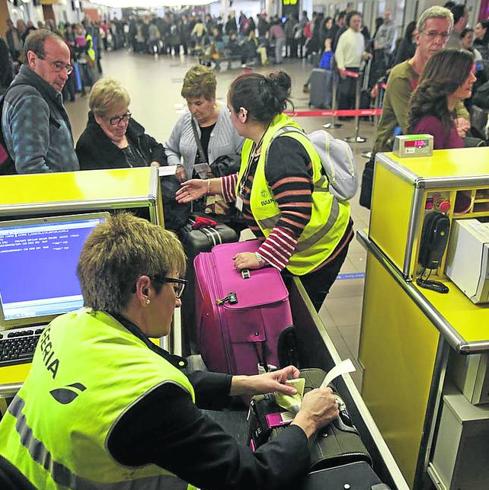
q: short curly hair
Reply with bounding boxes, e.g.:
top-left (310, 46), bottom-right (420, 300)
top-left (89, 77), bottom-right (131, 117)
top-left (77, 212), bottom-right (186, 313)
top-left (181, 65), bottom-right (217, 101)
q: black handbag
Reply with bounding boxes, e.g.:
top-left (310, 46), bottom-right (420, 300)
top-left (359, 156), bottom-right (374, 210)
top-left (209, 154), bottom-right (240, 177)
top-left (247, 368), bottom-right (372, 471)
top-left (160, 175), bottom-right (191, 232)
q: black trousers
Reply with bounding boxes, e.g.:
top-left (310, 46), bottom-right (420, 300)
top-left (338, 66), bottom-right (360, 110)
top-left (299, 233), bottom-right (352, 311)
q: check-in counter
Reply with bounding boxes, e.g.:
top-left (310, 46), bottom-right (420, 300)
top-left (2, 277), bottom-right (408, 488)
top-left (0, 167), bottom-right (164, 393)
top-left (0, 168), bottom-right (410, 488)
top-left (0, 167), bottom-right (163, 223)
top-left (359, 148), bottom-right (489, 488)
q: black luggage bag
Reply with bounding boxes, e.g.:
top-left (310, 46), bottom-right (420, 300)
top-left (247, 368), bottom-right (372, 470)
top-left (178, 218), bottom-right (238, 355)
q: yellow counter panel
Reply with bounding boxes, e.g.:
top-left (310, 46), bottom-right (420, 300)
top-left (370, 162), bottom-right (415, 271)
top-left (0, 167), bottom-right (157, 206)
top-left (383, 147), bottom-right (489, 180)
top-left (413, 281), bottom-right (489, 348)
top-left (360, 250), bottom-right (440, 486)
top-left (0, 363), bottom-right (31, 386)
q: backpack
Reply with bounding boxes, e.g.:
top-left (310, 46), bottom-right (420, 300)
top-left (267, 126), bottom-right (358, 201)
top-left (0, 94), bottom-right (16, 175)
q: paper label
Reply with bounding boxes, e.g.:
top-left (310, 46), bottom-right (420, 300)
top-left (320, 359), bottom-right (356, 389)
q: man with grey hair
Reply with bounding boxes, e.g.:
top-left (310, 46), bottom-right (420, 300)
top-left (1, 29), bottom-right (79, 174)
top-left (374, 10), bottom-right (396, 60)
top-left (361, 6), bottom-right (469, 208)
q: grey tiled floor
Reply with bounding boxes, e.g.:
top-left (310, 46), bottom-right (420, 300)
top-left (66, 50), bottom-right (376, 388)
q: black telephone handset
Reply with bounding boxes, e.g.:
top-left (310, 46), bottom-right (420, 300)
top-left (418, 212), bottom-right (451, 270)
top-left (417, 212), bottom-right (451, 294)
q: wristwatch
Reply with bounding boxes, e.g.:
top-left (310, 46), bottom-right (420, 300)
top-left (255, 252), bottom-right (265, 266)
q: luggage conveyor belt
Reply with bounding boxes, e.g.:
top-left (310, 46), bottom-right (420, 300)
top-left (181, 278), bottom-right (409, 489)
top-left (288, 278), bottom-right (409, 490)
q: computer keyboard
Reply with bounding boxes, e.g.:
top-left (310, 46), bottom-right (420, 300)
top-left (0, 326), bottom-right (47, 367)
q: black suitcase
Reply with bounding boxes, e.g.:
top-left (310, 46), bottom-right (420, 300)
top-left (248, 368), bottom-right (371, 470)
top-left (178, 218), bottom-right (238, 355)
top-left (309, 68), bottom-right (333, 109)
top-left (301, 461), bottom-right (388, 490)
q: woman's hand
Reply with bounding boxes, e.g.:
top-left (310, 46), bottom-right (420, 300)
top-left (233, 252), bottom-right (265, 270)
top-left (175, 164), bottom-right (187, 183)
top-left (292, 388), bottom-right (339, 438)
top-left (455, 117), bottom-right (470, 138)
top-left (230, 365), bottom-right (300, 396)
top-left (175, 179), bottom-right (208, 203)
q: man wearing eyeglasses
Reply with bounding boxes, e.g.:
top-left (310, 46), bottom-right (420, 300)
top-left (360, 6), bottom-right (470, 208)
top-left (1, 29), bottom-right (79, 174)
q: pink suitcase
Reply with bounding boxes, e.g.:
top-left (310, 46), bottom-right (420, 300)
top-left (194, 240), bottom-right (294, 376)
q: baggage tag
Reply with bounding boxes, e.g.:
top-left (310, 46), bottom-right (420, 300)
top-left (235, 195), bottom-right (244, 212)
top-left (265, 411), bottom-right (294, 428)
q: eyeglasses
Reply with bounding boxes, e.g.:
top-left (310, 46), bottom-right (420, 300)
top-left (421, 30), bottom-right (450, 41)
top-left (108, 112), bottom-right (132, 126)
top-left (36, 53), bottom-right (73, 74)
top-left (152, 275), bottom-right (187, 299)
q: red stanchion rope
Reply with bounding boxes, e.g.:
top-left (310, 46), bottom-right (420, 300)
top-left (285, 108), bottom-right (383, 118)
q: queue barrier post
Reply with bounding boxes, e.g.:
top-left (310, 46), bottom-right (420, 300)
top-left (323, 71), bottom-right (342, 130)
top-left (374, 81), bottom-right (387, 127)
top-left (344, 70), bottom-right (367, 144)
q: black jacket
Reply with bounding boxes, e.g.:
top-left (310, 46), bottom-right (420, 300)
top-left (76, 112), bottom-right (167, 170)
top-left (107, 314), bottom-right (310, 490)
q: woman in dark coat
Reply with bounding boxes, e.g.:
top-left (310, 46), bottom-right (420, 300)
top-left (0, 37), bottom-right (14, 94)
top-left (394, 21), bottom-right (417, 66)
top-left (76, 77), bottom-right (166, 170)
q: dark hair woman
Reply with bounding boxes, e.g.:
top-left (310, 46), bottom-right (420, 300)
top-left (408, 49), bottom-right (475, 149)
top-left (394, 21), bottom-right (417, 65)
top-left (176, 71), bottom-right (353, 310)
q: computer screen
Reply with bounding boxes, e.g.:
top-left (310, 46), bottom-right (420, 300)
top-left (0, 212), bottom-right (109, 329)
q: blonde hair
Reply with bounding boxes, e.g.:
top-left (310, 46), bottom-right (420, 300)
top-left (77, 212), bottom-right (186, 313)
top-left (89, 77), bottom-right (131, 117)
top-left (181, 65), bottom-right (216, 101)
top-left (417, 6), bottom-right (453, 33)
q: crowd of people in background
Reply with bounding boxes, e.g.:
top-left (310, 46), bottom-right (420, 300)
top-left (2, 5), bottom-right (489, 102)
top-left (2, 17), bottom-right (104, 102)
top-left (1, 2), bottom-right (489, 157)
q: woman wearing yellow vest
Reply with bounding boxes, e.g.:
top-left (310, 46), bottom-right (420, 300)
top-left (177, 71), bottom-right (353, 310)
top-left (0, 213), bottom-right (339, 489)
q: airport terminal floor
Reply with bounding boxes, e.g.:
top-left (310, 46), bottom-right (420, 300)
top-left (66, 50), bottom-right (371, 388)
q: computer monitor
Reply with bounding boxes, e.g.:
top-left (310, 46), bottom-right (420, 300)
top-left (0, 212), bottom-right (109, 330)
